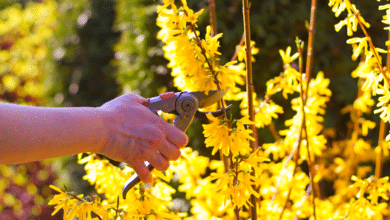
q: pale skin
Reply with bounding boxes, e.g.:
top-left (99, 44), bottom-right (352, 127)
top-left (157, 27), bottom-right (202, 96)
top-left (0, 93), bottom-right (188, 184)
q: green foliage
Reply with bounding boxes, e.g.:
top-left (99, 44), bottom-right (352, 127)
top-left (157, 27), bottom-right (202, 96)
top-left (49, 0), bottom-right (120, 107)
top-left (113, 0), bottom-right (172, 98)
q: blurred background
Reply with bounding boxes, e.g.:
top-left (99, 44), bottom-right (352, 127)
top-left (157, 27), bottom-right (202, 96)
top-left (0, 0), bottom-right (388, 219)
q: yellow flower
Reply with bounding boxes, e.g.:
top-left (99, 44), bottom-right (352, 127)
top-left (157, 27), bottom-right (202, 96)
top-left (329, 0), bottom-right (347, 17)
top-left (237, 40), bottom-right (259, 62)
top-left (202, 113), bottom-right (232, 156)
top-left (335, 9), bottom-right (370, 36)
top-left (230, 116), bottom-right (255, 156)
top-left (209, 167), bottom-right (260, 208)
top-left (361, 119), bottom-right (376, 136)
top-left (353, 91), bottom-right (375, 113)
top-left (255, 102), bottom-right (284, 128)
top-left (279, 46), bottom-right (298, 66)
top-left (347, 37), bottom-right (369, 58)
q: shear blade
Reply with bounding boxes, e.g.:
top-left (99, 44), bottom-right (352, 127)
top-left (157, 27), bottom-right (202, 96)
top-left (195, 104), bottom-right (233, 122)
top-left (189, 87), bottom-right (229, 108)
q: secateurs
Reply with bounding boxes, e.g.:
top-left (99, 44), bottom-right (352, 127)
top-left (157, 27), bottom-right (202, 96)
top-left (122, 88), bottom-right (232, 199)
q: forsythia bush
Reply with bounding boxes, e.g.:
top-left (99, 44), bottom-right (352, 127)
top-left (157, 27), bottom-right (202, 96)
top-left (49, 0), bottom-right (390, 219)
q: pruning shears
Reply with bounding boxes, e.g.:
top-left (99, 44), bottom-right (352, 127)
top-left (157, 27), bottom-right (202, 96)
top-left (122, 88), bottom-right (232, 199)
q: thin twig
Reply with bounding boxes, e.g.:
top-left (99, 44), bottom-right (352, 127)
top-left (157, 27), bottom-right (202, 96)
top-left (242, 0), bottom-right (257, 219)
top-left (279, 40), bottom-right (305, 220)
top-left (231, 34), bottom-right (246, 62)
top-left (346, 0), bottom-right (390, 86)
top-left (376, 118), bottom-right (387, 179)
top-left (304, 0), bottom-right (318, 218)
top-left (294, 185), bottom-right (312, 220)
top-left (115, 196), bottom-right (120, 219)
top-left (375, 29), bottom-right (390, 179)
top-left (304, 0), bottom-right (317, 92)
top-left (233, 158), bottom-right (241, 220)
top-left (270, 133), bottom-right (300, 206)
top-left (279, 133), bottom-right (302, 220)
top-left (267, 123), bottom-right (280, 142)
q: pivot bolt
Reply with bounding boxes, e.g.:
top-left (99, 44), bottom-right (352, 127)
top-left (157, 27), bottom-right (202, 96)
top-left (182, 113), bottom-right (190, 120)
top-left (181, 99), bottom-right (194, 112)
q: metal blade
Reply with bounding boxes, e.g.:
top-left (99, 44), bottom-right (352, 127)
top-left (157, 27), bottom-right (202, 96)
top-left (188, 87), bottom-right (229, 108)
top-left (195, 104), bottom-right (234, 122)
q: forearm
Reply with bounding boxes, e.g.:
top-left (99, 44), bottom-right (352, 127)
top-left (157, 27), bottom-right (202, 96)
top-left (0, 103), bottom-right (105, 164)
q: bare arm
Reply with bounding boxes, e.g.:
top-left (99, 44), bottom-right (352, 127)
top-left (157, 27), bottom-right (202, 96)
top-left (0, 103), bottom-right (104, 164)
top-left (0, 93), bottom-right (188, 184)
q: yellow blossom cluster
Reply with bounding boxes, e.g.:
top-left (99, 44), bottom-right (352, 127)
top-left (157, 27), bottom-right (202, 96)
top-left (202, 114), bottom-right (254, 157)
top-left (0, 0), bottom-right (57, 104)
top-left (0, 1), bottom-right (60, 219)
top-left (156, 0), bottom-right (248, 98)
top-left (50, 153), bottom-right (186, 219)
top-left (331, 0), bottom-right (390, 140)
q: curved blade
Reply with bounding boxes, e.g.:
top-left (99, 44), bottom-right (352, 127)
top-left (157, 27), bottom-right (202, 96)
top-left (195, 104), bottom-right (233, 122)
top-left (189, 87), bottom-right (229, 108)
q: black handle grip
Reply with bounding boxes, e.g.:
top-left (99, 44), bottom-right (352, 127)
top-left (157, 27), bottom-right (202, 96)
top-left (122, 162), bottom-right (155, 199)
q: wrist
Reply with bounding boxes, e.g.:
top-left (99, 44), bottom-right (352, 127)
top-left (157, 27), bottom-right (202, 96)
top-left (91, 107), bottom-right (109, 155)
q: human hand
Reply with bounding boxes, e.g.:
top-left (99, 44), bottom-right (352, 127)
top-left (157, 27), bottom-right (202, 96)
top-left (97, 93), bottom-right (188, 184)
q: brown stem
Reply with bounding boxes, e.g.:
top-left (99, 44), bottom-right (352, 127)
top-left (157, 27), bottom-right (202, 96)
top-left (242, 0), bottom-right (257, 218)
top-left (233, 158), bottom-right (240, 220)
top-left (304, 0), bottom-right (318, 218)
top-left (375, 120), bottom-right (387, 179)
top-left (208, 0), bottom-right (219, 67)
top-left (208, 0), bottom-right (230, 175)
top-left (208, 0), bottom-right (217, 37)
top-left (231, 34), bottom-right (246, 62)
top-left (234, 206), bottom-right (241, 220)
top-left (267, 123), bottom-right (280, 142)
top-left (303, 114), bottom-right (317, 220)
top-left (115, 197), bottom-right (120, 220)
top-left (280, 40), bottom-right (305, 220)
top-left (376, 29), bottom-right (390, 179)
top-left (305, 0), bottom-right (317, 90)
top-left (70, 193), bottom-right (84, 202)
top-left (279, 131), bottom-right (302, 220)
top-left (346, 0), bottom-right (390, 86)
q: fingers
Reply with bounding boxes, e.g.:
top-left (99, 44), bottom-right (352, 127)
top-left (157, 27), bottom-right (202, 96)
top-left (147, 151), bottom-right (170, 172)
top-left (130, 161), bottom-right (153, 184)
top-left (165, 123), bottom-right (189, 149)
top-left (158, 139), bottom-right (181, 161)
top-left (128, 151), bottom-right (169, 185)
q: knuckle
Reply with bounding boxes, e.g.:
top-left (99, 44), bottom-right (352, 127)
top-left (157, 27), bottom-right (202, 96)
top-left (149, 128), bottom-right (165, 146)
top-left (132, 147), bottom-right (147, 159)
